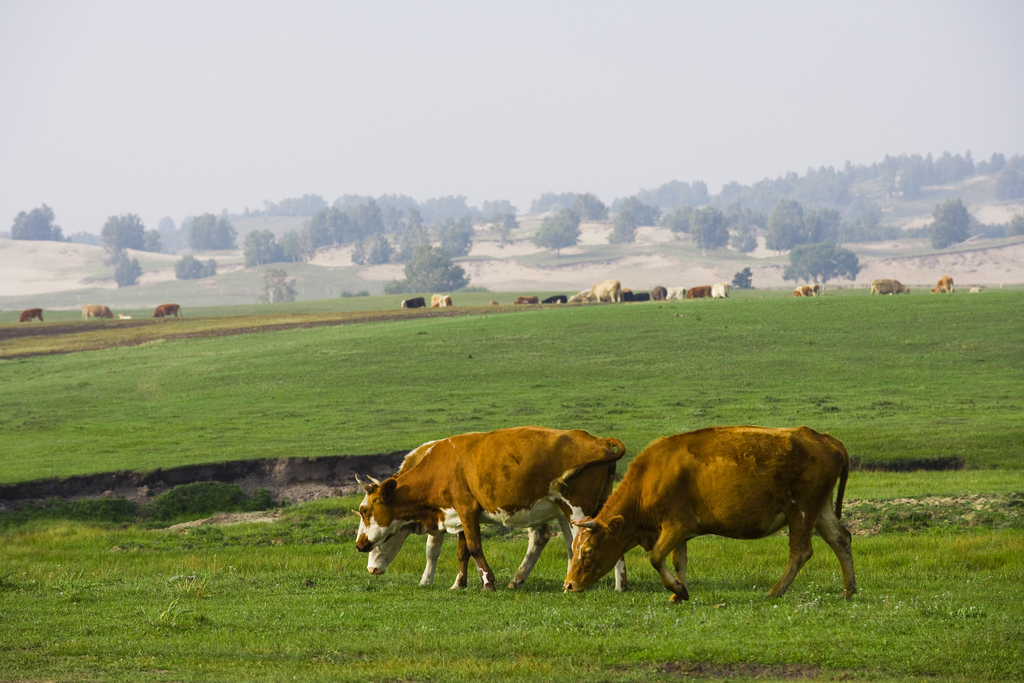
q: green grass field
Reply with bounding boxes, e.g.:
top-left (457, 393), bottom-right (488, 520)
top-left (2, 290), bottom-right (1023, 681)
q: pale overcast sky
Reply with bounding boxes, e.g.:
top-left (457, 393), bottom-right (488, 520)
top-left (2, 0), bottom-right (1022, 235)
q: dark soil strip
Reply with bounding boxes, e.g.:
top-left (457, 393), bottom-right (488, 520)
top-left (850, 455), bottom-right (964, 472)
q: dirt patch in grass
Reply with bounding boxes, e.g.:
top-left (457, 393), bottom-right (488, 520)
top-left (842, 492), bottom-right (1024, 535)
top-left (166, 510), bottom-right (284, 531)
top-left (660, 660), bottom-right (828, 679)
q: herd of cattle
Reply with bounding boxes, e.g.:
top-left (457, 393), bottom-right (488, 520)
top-left (355, 424), bottom-right (856, 602)
top-left (14, 276), bottom-right (968, 323)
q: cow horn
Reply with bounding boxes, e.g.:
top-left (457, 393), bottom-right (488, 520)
top-left (354, 474), bottom-right (374, 492)
top-left (367, 475), bottom-right (381, 486)
top-left (573, 519), bottom-right (598, 530)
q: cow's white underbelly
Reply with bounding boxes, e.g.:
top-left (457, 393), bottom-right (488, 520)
top-left (440, 498), bottom-right (564, 534)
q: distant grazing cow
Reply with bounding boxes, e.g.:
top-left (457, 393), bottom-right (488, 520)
top-left (431, 294), bottom-right (444, 308)
top-left (870, 279), bottom-right (910, 295)
top-left (440, 296), bottom-right (453, 307)
top-left (568, 290), bottom-right (596, 303)
top-left (82, 304), bottom-right (114, 320)
top-left (591, 279), bottom-right (623, 303)
top-left (620, 289), bottom-right (635, 302)
top-left (514, 296), bottom-right (540, 304)
top-left (665, 287), bottom-right (687, 300)
top-left (792, 284), bottom-right (819, 297)
top-left (401, 297), bottom-right (426, 309)
top-left (711, 282), bottom-right (730, 299)
top-left (931, 276), bottom-right (954, 294)
top-left (632, 292), bottom-right (650, 302)
top-left (542, 295), bottom-right (568, 304)
top-left (356, 427), bottom-right (628, 592)
top-left (651, 286), bottom-right (668, 301)
top-left (365, 430), bottom-right (626, 591)
top-left (19, 308), bottom-right (43, 322)
top-left (969, 287), bottom-right (981, 294)
top-left (564, 426), bottom-right (855, 602)
top-left (153, 303), bottom-right (181, 318)
top-left (489, 299), bottom-right (500, 305)
top-left (685, 286), bottom-right (712, 299)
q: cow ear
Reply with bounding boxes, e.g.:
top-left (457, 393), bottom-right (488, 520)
top-left (380, 478), bottom-right (398, 503)
top-left (606, 515), bottom-right (625, 537)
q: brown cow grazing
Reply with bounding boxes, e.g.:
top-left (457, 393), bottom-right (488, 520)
top-left (153, 303), bottom-right (181, 318)
top-left (871, 279), bottom-right (910, 295)
top-left (355, 426), bottom-right (628, 592)
top-left (488, 299), bottom-right (500, 305)
top-left (685, 285), bottom-right (712, 299)
top-left (542, 295), bottom-right (568, 304)
top-left (931, 276), bottom-right (954, 294)
top-left (792, 284), bottom-right (819, 297)
top-left (514, 296), bottom-right (540, 304)
top-left (401, 297), bottom-right (426, 308)
top-left (365, 430), bottom-right (627, 590)
top-left (82, 304), bottom-right (114, 320)
top-left (439, 295), bottom-right (453, 307)
top-left (19, 308), bottom-right (43, 322)
top-left (565, 425), bottom-right (855, 602)
top-left (651, 285), bottom-right (668, 301)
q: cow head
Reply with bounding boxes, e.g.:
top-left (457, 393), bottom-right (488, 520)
top-left (366, 523), bottom-right (418, 574)
top-left (563, 515), bottom-right (626, 593)
top-left (354, 475), bottom-right (406, 552)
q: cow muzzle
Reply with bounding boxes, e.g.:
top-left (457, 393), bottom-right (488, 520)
top-left (368, 566), bottom-right (385, 575)
top-left (563, 580), bottom-right (585, 593)
top-left (355, 535), bottom-right (373, 552)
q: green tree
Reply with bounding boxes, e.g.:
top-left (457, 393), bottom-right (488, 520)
top-left (803, 209), bottom-right (842, 243)
top-left (244, 230), bottom-right (283, 267)
top-left (690, 206), bottom-right (730, 253)
top-left (351, 233), bottom-right (394, 265)
top-left (143, 230), bottom-right (162, 253)
top-left (277, 231), bottom-right (308, 262)
top-left (11, 205), bottom-right (64, 241)
top-left (389, 245), bottom-right (468, 292)
top-left (189, 214), bottom-right (237, 251)
top-left (571, 193), bottom-right (608, 221)
top-left (783, 243), bottom-right (861, 284)
top-left (729, 224), bottom-right (758, 252)
top-left (995, 169), bottom-right (1024, 200)
top-left (396, 208), bottom-right (429, 262)
top-left (661, 206), bottom-right (693, 234)
top-left (101, 214), bottom-right (145, 253)
top-left (765, 199), bottom-right (805, 252)
top-left (930, 198), bottom-right (971, 249)
top-left (257, 268), bottom-right (297, 303)
top-left (732, 267), bottom-right (753, 290)
top-left (439, 216), bottom-right (474, 257)
top-left (611, 197), bottom-right (660, 243)
top-left (347, 199), bottom-right (385, 240)
top-left (533, 209), bottom-right (580, 256)
top-left (495, 213), bottom-right (518, 245)
top-left (112, 253), bottom-right (142, 287)
top-left (1007, 214), bottom-right (1024, 237)
top-left (305, 207), bottom-right (350, 249)
top-left (174, 255), bottom-right (217, 280)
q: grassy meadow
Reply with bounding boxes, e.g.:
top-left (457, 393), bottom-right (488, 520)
top-left (2, 288), bottom-right (1023, 681)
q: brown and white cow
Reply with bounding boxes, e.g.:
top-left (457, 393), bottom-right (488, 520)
top-left (431, 294), bottom-right (445, 308)
top-left (870, 279), bottom-right (910, 295)
top-left (931, 276), bottom-right (954, 294)
top-left (355, 426), bottom-right (627, 592)
top-left (685, 285), bottom-right (712, 299)
top-left (489, 299), bottom-right (500, 305)
top-left (651, 286), bottom-right (668, 301)
top-left (19, 308), bottom-right (43, 322)
top-left (514, 296), bottom-right (540, 304)
top-left (365, 432), bottom-right (626, 590)
top-left (401, 297), bottom-right (426, 309)
top-left (153, 303), bottom-right (181, 318)
top-left (82, 304), bottom-right (114, 319)
top-left (564, 425), bottom-right (855, 602)
top-left (792, 284), bottom-right (820, 297)
top-left (711, 282), bottom-right (730, 299)
top-left (440, 295), bottom-right (453, 307)
top-left (591, 279), bottom-right (623, 303)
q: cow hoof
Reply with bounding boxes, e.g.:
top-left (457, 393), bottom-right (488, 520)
top-left (507, 580), bottom-right (521, 589)
top-left (482, 583), bottom-right (495, 592)
top-left (669, 589), bottom-right (689, 603)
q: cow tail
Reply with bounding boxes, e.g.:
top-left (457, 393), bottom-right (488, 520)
top-left (833, 440), bottom-right (850, 519)
top-left (602, 438), bottom-right (627, 461)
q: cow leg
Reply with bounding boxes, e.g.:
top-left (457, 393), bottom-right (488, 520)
top-left (815, 506), bottom-right (857, 599)
top-left (509, 524), bottom-right (550, 588)
top-left (420, 531), bottom-right (445, 586)
top-left (649, 527), bottom-right (689, 602)
top-left (672, 541), bottom-right (688, 587)
top-left (613, 556), bottom-right (628, 592)
top-left (459, 509), bottom-right (496, 591)
top-left (450, 532), bottom-right (470, 590)
top-left (769, 515), bottom-right (815, 598)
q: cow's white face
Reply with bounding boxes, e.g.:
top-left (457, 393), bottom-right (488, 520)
top-left (355, 482), bottom-right (406, 552)
top-left (366, 524), bottom-right (416, 574)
